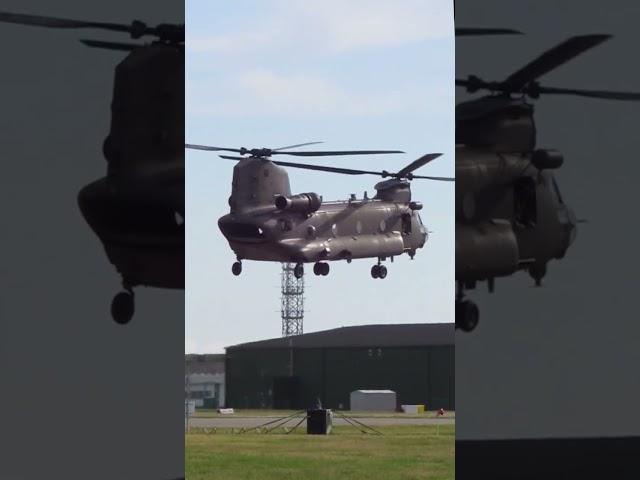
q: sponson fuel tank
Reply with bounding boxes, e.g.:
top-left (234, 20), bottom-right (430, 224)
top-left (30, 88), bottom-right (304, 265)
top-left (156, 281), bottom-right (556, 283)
top-left (456, 220), bottom-right (519, 280)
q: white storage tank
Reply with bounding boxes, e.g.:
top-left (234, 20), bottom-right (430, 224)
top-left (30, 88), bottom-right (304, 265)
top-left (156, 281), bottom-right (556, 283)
top-left (350, 389), bottom-right (397, 411)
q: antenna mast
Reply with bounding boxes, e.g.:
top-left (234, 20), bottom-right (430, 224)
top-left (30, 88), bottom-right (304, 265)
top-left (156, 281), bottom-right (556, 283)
top-left (281, 263), bottom-right (304, 336)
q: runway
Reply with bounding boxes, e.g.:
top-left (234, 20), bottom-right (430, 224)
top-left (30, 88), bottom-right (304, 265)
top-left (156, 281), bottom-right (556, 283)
top-left (188, 415), bottom-right (454, 429)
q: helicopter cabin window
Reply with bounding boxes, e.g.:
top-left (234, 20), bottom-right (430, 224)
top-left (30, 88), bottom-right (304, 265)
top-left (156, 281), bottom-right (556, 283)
top-left (514, 177), bottom-right (537, 227)
top-left (278, 218), bottom-right (292, 231)
top-left (401, 213), bottom-right (412, 234)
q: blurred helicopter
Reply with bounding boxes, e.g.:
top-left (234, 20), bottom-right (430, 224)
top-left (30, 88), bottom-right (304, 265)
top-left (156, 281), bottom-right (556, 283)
top-left (455, 32), bottom-right (640, 332)
top-left (0, 12), bottom-right (185, 325)
top-left (186, 143), bottom-right (454, 279)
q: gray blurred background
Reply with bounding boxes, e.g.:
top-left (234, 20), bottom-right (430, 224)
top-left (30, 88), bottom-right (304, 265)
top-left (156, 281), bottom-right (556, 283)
top-left (0, 1), bottom-right (183, 478)
top-left (456, 0), bottom-right (640, 439)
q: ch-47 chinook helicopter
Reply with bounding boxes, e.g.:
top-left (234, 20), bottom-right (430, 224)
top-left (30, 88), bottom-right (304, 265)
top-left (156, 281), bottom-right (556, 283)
top-left (186, 143), bottom-right (454, 278)
top-left (0, 12), bottom-right (184, 325)
top-left (455, 32), bottom-right (640, 332)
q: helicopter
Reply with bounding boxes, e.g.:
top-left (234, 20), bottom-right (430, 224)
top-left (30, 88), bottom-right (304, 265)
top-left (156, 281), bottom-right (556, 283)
top-left (0, 12), bottom-right (185, 325)
top-left (186, 143), bottom-right (454, 279)
top-left (455, 31), bottom-right (640, 332)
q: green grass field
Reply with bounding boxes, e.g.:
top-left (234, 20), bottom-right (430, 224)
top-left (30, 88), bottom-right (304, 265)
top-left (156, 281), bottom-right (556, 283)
top-left (186, 425), bottom-right (454, 480)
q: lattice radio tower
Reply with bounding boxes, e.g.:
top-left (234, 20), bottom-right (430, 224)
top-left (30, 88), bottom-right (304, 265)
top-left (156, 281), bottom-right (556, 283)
top-left (281, 263), bottom-right (304, 336)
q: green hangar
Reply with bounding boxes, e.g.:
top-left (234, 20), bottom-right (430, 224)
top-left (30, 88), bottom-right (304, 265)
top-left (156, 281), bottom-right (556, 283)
top-left (225, 323), bottom-right (454, 411)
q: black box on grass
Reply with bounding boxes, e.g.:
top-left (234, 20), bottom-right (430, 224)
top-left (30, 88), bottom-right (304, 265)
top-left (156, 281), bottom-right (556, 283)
top-left (307, 409), bottom-right (333, 435)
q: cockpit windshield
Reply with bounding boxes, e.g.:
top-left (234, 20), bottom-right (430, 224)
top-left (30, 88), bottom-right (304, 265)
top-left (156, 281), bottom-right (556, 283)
top-left (551, 176), bottom-right (564, 205)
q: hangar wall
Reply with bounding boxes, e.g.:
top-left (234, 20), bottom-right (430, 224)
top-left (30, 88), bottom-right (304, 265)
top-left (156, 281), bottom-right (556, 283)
top-left (225, 326), bottom-right (454, 410)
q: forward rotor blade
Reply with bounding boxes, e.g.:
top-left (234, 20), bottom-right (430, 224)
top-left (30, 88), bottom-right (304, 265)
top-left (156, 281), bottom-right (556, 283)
top-left (274, 149), bottom-right (404, 157)
top-left (186, 144), bottom-right (242, 153)
top-left (536, 85), bottom-right (640, 100)
top-left (219, 155), bottom-right (249, 161)
top-left (456, 27), bottom-right (522, 36)
top-left (396, 153), bottom-right (442, 177)
top-left (503, 35), bottom-right (611, 91)
top-left (80, 39), bottom-right (140, 51)
top-left (274, 142), bottom-right (324, 151)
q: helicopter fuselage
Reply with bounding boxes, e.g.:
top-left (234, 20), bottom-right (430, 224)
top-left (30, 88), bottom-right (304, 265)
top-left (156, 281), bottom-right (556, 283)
top-left (218, 157), bottom-right (428, 264)
top-left (219, 198), bottom-right (427, 263)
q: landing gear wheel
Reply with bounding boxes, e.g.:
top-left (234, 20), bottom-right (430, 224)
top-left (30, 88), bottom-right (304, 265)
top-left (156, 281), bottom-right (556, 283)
top-left (378, 265), bottom-right (388, 279)
top-left (232, 261), bottom-right (242, 276)
top-left (111, 291), bottom-right (134, 325)
top-left (294, 263), bottom-right (304, 279)
top-left (371, 265), bottom-right (380, 279)
top-left (456, 300), bottom-right (479, 332)
top-left (321, 263), bottom-right (330, 276)
top-left (314, 262), bottom-right (330, 276)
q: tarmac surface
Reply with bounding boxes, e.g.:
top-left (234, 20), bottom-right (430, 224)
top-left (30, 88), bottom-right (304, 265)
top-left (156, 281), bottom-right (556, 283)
top-left (188, 415), bottom-right (454, 429)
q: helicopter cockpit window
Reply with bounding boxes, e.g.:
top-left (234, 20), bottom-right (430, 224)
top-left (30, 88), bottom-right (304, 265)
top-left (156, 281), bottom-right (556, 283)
top-left (401, 213), bottom-right (412, 234)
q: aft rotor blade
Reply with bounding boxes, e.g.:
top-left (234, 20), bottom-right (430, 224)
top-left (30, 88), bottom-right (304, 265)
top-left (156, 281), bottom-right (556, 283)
top-left (274, 142), bottom-right (324, 151)
top-left (537, 85), bottom-right (640, 100)
top-left (274, 149), bottom-right (404, 157)
top-left (396, 153), bottom-right (442, 177)
top-left (503, 35), bottom-right (611, 91)
top-left (186, 144), bottom-right (242, 153)
top-left (0, 11), bottom-right (136, 33)
top-left (271, 160), bottom-right (383, 176)
top-left (218, 155), bottom-right (453, 181)
top-left (456, 27), bottom-right (522, 36)
top-left (80, 39), bottom-right (140, 51)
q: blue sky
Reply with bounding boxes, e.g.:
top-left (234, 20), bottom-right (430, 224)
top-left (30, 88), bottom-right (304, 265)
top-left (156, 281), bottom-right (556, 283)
top-left (186, 0), bottom-right (454, 353)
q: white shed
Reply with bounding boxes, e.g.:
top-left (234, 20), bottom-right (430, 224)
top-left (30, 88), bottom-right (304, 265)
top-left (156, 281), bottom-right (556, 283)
top-left (350, 390), bottom-right (397, 411)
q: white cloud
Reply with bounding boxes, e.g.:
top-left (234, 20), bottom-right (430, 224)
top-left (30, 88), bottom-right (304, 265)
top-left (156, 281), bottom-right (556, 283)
top-left (187, 68), bottom-right (452, 119)
top-left (291, 0), bottom-right (452, 52)
top-left (187, 0), bottom-right (452, 55)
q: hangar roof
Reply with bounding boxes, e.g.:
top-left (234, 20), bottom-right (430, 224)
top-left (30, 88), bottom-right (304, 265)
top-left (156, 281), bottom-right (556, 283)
top-left (226, 323), bottom-right (453, 350)
top-left (185, 353), bottom-right (225, 374)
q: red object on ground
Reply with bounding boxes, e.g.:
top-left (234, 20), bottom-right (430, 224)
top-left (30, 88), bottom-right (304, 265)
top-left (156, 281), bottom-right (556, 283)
top-left (438, 408), bottom-right (445, 416)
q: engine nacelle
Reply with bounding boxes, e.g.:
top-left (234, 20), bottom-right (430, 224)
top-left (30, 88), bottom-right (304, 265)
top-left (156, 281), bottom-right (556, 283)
top-left (275, 192), bottom-right (322, 214)
top-left (532, 149), bottom-right (564, 170)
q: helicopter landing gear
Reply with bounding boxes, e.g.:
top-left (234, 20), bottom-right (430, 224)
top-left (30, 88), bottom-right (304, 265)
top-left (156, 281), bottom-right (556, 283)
top-left (313, 262), bottom-right (330, 276)
top-left (371, 264), bottom-right (388, 279)
top-left (111, 287), bottom-right (135, 325)
top-left (232, 261), bottom-right (242, 276)
top-left (455, 282), bottom-right (479, 332)
top-left (294, 263), bottom-right (304, 279)
top-left (456, 300), bottom-right (479, 332)
top-left (529, 262), bottom-right (546, 287)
